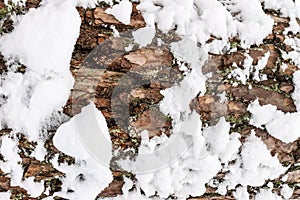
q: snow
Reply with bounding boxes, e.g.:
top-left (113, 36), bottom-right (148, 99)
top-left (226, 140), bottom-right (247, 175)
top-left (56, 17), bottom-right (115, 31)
top-left (253, 52), bottom-right (270, 81)
top-left (282, 35), bottom-right (300, 66)
top-left (228, 52), bottom-right (269, 85)
top-left (52, 103), bottom-right (113, 199)
top-left (217, 131), bottom-right (286, 194)
top-left (132, 27), bottom-right (156, 47)
top-left (248, 99), bottom-right (279, 128)
top-left (160, 38), bottom-right (207, 122)
top-left (293, 70), bottom-right (300, 111)
top-left (76, 0), bottom-right (113, 8)
top-left (267, 182), bottom-right (274, 189)
top-left (255, 188), bottom-right (283, 200)
top-left (234, 0), bottom-right (274, 47)
top-left (118, 35), bottom-right (281, 198)
top-left (0, 191), bottom-right (11, 200)
top-left (284, 18), bottom-right (300, 34)
top-left (239, 133), bottom-right (286, 184)
top-left (0, 0), bottom-right (299, 198)
top-left (31, 142), bottom-right (47, 161)
top-left (0, 1), bottom-right (113, 198)
top-left (217, 91), bottom-right (227, 103)
top-left (233, 186), bottom-right (249, 200)
top-left (121, 177), bottom-right (134, 197)
top-left (117, 38), bottom-right (224, 198)
top-left (229, 56), bottom-right (253, 85)
top-left (107, 189), bottom-right (163, 200)
top-left (248, 100), bottom-right (300, 143)
top-left (137, 0), bottom-right (273, 48)
top-left (0, 135), bottom-right (44, 197)
top-left (217, 132), bottom-right (241, 164)
top-left (117, 26), bottom-right (287, 198)
top-left (105, 0), bottom-right (132, 25)
top-left (203, 117), bottom-right (231, 157)
top-left (265, 113), bottom-right (300, 143)
top-left (261, 0), bottom-right (300, 19)
top-left (280, 184), bottom-right (293, 199)
top-left (0, 0), bottom-right (81, 141)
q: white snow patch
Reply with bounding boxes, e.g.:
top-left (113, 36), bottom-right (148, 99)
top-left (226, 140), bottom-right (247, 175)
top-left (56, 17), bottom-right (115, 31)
top-left (31, 141), bottom-right (47, 161)
top-left (52, 103), bottom-right (113, 200)
top-left (248, 100), bottom-right (300, 143)
top-left (293, 70), bottom-right (300, 111)
top-left (233, 186), bottom-right (249, 200)
top-left (228, 56), bottom-right (252, 85)
top-left (75, 0), bottom-right (113, 8)
top-left (233, 0), bottom-right (274, 47)
top-left (0, 0), bottom-right (81, 141)
top-left (265, 112), bottom-right (300, 143)
top-left (117, 38), bottom-right (225, 198)
top-left (282, 50), bottom-right (300, 67)
top-left (105, 0), bottom-right (132, 25)
top-left (0, 0), bottom-right (294, 198)
top-left (133, 27), bottom-right (156, 47)
top-left (284, 18), bottom-right (300, 34)
top-left (203, 118), bottom-right (230, 157)
top-left (0, 191), bottom-right (11, 200)
top-left (261, 0), bottom-right (300, 19)
top-left (217, 91), bottom-right (227, 103)
top-left (255, 188), bottom-right (283, 200)
top-left (217, 131), bottom-right (286, 194)
top-left (229, 52), bottom-right (269, 85)
top-left (121, 177), bottom-right (134, 197)
top-left (280, 184), bottom-right (293, 199)
top-left (106, 189), bottom-right (163, 200)
top-left (160, 38), bottom-right (207, 122)
top-left (137, 0), bottom-right (273, 48)
top-left (0, 135), bottom-right (44, 197)
top-left (247, 99), bottom-right (279, 128)
top-left (285, 37), bottom-right (300, 52)
top-left (267, 182), bottom-right (274, 190)
top-left (282, 37), bottom-right (300, 67)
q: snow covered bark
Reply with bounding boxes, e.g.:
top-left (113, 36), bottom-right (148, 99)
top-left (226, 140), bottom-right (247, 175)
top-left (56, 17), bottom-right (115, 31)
top-left (2, 0), bottom-right (300, 200)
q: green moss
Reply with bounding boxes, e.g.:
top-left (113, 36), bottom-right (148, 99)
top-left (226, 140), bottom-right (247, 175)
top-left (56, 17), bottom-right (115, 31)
top-left (287, 163), bottom-right (300, 172)
top-left (58, 153), bottom-right (75, 165)
top-left (149, 105), bottom-right (173, 122)
top-left (257, 82), bottom-right (291, 97)
top-left (44, 177), bottom-right (63, 194)
top-left (229, 41), bottom-right (243, 51)
top-left (0, 1), bottom-right (25, 35)
top-left (272, 179), bottom-right (283, 188)
top-left (11, 192), bottom-right (24, 200)
top-left (0, 8), bottom-right (9, 20)
top-left (200, 192), bottom-right (221, 198)
top-left (225, 112), bottom-right (250, 125)
top-left (96, 0), bottom-right (112, 7)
